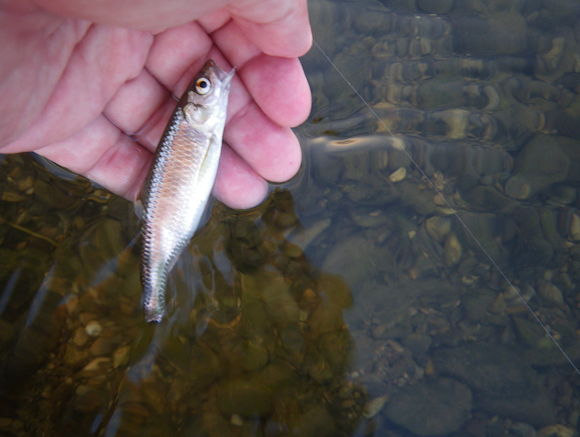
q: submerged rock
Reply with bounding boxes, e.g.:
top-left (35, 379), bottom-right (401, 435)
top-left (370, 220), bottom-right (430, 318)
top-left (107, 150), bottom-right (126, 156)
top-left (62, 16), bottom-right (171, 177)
top-left (385, 377), bottom-right (472, 436)
top-left (505, 135), bottom-right (570, 200)
top-left (215, 379), bottom-right (274, 417)
top-left (432, 342), bottom-right (557, 426)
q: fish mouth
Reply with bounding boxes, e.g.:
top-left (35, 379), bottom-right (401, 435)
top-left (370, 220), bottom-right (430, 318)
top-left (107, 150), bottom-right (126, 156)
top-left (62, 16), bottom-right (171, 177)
top-left (223, 67), bottom-right (235, 88)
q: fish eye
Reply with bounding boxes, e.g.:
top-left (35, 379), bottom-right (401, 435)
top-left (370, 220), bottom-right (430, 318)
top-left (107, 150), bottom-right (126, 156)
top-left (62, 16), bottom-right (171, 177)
top-left (195, 77), bottom-right (211, 95)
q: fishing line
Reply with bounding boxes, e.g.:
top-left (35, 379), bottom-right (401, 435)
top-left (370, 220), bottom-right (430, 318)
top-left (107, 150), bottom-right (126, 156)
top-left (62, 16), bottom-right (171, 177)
top-left (312, 39), bottom-right (580, 376)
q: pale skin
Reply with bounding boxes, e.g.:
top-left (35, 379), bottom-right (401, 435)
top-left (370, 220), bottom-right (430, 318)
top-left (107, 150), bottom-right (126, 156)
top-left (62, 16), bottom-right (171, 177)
top-left (0, 0), bottom-right (312, 210)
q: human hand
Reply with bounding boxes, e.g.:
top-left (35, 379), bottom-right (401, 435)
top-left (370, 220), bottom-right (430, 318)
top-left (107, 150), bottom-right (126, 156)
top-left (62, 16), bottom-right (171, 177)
top-left (0, 0), bottom-right (312, 209)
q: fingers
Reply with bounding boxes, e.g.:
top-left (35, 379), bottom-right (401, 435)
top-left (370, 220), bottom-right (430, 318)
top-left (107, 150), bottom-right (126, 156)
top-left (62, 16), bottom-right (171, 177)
top-left (214, 145), bottom-right (269, 209)
top-left (6, 25), bottom-right (151, 152)
top-left (125, 20), bottom-right (306, 185)
top-left (225, 0), bottom-right (312, 58)
top-left (224, 102), bottom-right (302, 183)
top-left (144, 21), bottom-right (213, 92)
top-left (35, 113), bottom-right (271, 209)
top-left (210, 19), bottom-right (311, 127)
top-left (31, 0), bottom-right (231, 31)
top-left (35, 114), bottom-right (151, 200)
top-left (240, 56), bottom-right (311, 128)
top-left (103, 68), bottom-right (169, 136)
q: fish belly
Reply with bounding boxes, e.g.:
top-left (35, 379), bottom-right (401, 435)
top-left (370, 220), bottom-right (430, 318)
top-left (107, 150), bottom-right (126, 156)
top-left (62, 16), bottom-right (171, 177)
top-left (141, 115), bottom-right (221, 322)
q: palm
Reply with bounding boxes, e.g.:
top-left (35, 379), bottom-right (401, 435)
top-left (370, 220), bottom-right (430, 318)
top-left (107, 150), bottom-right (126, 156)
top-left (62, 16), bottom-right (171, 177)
top-left (0, 1), bottom-right (311, 209)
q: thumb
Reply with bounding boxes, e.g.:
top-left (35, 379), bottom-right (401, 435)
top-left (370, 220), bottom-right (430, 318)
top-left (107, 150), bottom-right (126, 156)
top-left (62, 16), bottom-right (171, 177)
top-left (227, 0), bottom-right (312, 58)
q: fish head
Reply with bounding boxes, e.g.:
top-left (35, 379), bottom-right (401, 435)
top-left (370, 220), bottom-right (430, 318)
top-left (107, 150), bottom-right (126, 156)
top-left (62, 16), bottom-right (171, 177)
top-left (183, 60), bottom-right (235, 129)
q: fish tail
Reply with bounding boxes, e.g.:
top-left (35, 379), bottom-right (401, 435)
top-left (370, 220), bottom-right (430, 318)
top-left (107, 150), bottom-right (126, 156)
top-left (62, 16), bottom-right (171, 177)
top-left (142, 266), bottom-right (167, 322)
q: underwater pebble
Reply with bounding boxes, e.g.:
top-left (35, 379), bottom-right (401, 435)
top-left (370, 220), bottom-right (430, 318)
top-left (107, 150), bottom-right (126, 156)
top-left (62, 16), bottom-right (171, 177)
top-left (17, 176), bottom-right (35, 192)
top-left (81, 357), bottom-right (111, 373)
top-left (434, 195), bottom-right (446, 206)
top-left (73, 327), bottom-right (89, 347)
top-left (78, 313), bottom-right (97, 326)
top-left (386, 377), bottom-right (472, 436)
top-left (537, 282), bottom-right (564, 306)
top-left (230, 415), bottom-right (244, 426)
top-left (548, 185), bottom-right (576, 205)
top-left (84, 320), bottom-right (102, 337)
top-left (389, 167), bottom-right (407, 182)
top-left (63, 344), bottom-right (91, 368)
top-left (216, 379), bottom-right (273, 417)
top-left (285, 218), bottom-right (331, 251)
top-left (113, 346), bottom-right (130, 368)
top-left (505, 135), bottom-right (570, 200)
top-left (64, 296), bottom-right (79, 315)
top-left (490, 293), bottom-right (506, 314)
top-left (511, 422), bottom-right (538, 437)
top-left (570, 214), bottom-right (580, 241)
top-left (425, 216), bottom-right (451, 243)
top-left (538, 425), bottom-right (576, 437)
top-left (363, 395), bottom-right (389, 418)
top-left (444, 233), bottom-right (462, 266)
top-left (89, 337), bottom-right (116, 356)
top-left (350, 208), bottom-right (390, 227)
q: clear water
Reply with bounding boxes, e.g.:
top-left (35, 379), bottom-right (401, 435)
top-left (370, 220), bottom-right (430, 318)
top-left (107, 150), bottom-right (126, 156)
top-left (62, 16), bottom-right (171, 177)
top-left (1, 0), bottom-right (580, 436)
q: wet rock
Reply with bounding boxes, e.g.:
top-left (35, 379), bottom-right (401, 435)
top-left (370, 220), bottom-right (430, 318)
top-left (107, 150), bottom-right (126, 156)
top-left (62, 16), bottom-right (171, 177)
top-left (80, 357), bottom-right (111, 373)
top-left (215, 379), bottom-right (273, 417)
top-left (403, 333), bottom-right (432, 359)
top-left (512, 316), bottom-right (556, 351)
top-left (354, 6), bottom-right (391, 34)
top-left (59, 386), bottom-right (110, 436)
top-left (511, 422), bottom-right (538, 437)
top-left (452, 13), bottom-right (529, 56)
top-left (349, 208), bottom-right (391, 228)
top-left (241, 340), bottom-right (269, 371)
top-left (63, 343), bottom-right (91, 368)
top-left (397, 180), bottom-right (438, 216)
top-left (322, 235), bottom-right (395, 287)
top-left (453, 211), bottom-right (509, 267)
top-left (537, 281), bottom-right (564, 306)
top-left (294, 404), bottom-right (336, 437)
top-left (241, 270), bottom-right (300, 324)
top-left (385, 377), bottom-right (472, 436)
top-left (417, 0), bottom-right (454, 15)
top-left (33, 179), bottom-right (79, 209)
top-left (3, 289), bottom-right (63, 384)
top-left (425, 216), bottom-right (452, 243)
top-left (462, 185), bottom-right (513, 211)
top-left (84, 320), bottom-right (102, 337)
top-left (89, 337), bottom-right (119, 356)
top-left (325, 42), bottom-right (374, 102)
top-left (389, 167), bottom-right (407, 182)
top-left (113, 346), bottom-right (130, 368)
top-left (505, 135), bottom-right (570, 199)
top-left (570, 214), bottom-right (580, 241)
top-left (432, 342), bottom-right (556, 426)
top-left (416, 79), bottom-right (464, 109)
top-left (537, 425), bottom-right (576, 437)
top-left (444, 232), bottom-right (462, 266)
top-left (511, 206), bottom-right (555, 271)
top-left (547, 185), bottom-right (576, 205)
top-left (73, 326), bottom-right (90, 347)
top-left (285, 218), bottom-right (331, 251)
top-left (364, 395), bottom-right (389, 418)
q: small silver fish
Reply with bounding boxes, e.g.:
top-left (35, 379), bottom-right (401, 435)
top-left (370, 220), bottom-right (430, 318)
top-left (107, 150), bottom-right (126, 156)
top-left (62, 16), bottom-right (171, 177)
top-left (140, 60), bottom-right (234, 322)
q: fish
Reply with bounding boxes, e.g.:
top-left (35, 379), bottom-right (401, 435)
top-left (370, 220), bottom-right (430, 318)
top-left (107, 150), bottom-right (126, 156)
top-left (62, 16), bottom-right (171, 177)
top-left (140, 60), bottom-right (235, 322)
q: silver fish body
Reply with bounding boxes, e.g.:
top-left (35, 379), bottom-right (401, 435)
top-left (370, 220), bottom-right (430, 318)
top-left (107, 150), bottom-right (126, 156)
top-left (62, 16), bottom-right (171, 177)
top-left (140, 60), bottom-right (234, 322)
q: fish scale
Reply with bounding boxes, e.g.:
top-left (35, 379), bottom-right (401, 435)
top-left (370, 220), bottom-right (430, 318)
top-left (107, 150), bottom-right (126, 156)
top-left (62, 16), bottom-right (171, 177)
top-left (140, 61), bottom-right (234, 322)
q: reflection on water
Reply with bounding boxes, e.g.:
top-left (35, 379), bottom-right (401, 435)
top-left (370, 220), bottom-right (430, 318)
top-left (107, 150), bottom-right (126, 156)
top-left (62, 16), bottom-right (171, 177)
top-left (1, 0), bottom-right (580, 435)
